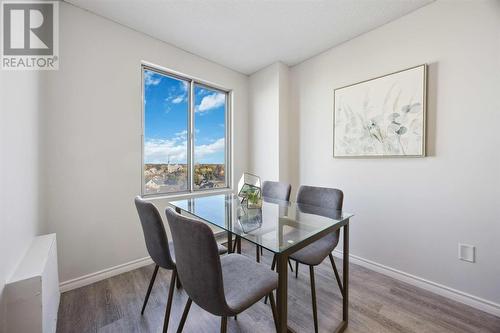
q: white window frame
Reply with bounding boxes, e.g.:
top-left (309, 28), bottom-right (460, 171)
top-left (141, 63), bottom-right (232, 197)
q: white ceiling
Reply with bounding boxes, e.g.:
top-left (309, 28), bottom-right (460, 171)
top-left (65, 0), bottom-right (434, 75)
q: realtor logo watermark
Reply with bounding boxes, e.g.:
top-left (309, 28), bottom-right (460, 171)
top-left (1, 1), bottom-right (59, 70)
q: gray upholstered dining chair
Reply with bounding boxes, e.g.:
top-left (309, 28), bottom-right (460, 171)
top-left (289, 186), bottom-right (344, 333)
top-left (134, 197), bottom-right (227, 333)
top-left (165, 207), bottom-right (279, 333)
top-left (262, 181), bottom-right (292, 202)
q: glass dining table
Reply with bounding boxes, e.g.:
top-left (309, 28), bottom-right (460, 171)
top-left (169, 193), bottom-right (353, 333)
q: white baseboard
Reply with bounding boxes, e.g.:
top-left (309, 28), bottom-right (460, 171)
top-left (59, 238), bottom-right (227, 293)
top-left (332, 249), bottom-right (500, 317)
top-left (59, 256), bottom-right (153, 293)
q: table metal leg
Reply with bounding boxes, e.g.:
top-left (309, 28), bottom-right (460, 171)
top-left (227, 232), bottom-right (233, 254)
top-left (237, 237), bottom-right (241, 254)
top-left (333, 222), bottom-right (349, 333)
top-left (342, 223), bottom-right (349, 323)
top-left (277, 253), bottom-right (289, 333)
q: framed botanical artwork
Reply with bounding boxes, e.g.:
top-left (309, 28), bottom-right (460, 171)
top-left (333, 64), bottom-right (427, 157)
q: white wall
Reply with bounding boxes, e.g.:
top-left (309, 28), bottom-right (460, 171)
top-left (0, 71), bottom-right (43, 331)
top-left (42, 2), bottom-right (249, 283)
top-left (277, 63), bottom-right (291, 184)
top-left (249, 62), bottom-right (291, 183)
top-left (289, 0), bottom-right (500, 306)
top-left (249, 63), bottom-right (280, 181)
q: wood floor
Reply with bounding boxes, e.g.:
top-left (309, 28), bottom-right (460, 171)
top-left (57, 241), bottom-right (500, 333)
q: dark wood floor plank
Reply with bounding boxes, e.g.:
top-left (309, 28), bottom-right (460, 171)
top-left (94, 279), bottom-right (123, 329)
top-left (57, 241), bottom-right (500, 333)
top-left (57, 283), bottom-right (99, 333)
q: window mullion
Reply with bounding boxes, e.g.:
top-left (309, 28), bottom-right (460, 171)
top-left (225, 92), bottom-right (230, 189)
top-left (189, 80), bottom-right (195, 193)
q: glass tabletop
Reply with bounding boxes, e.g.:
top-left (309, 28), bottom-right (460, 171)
top-left (169, 194), bottom-right (353, 254)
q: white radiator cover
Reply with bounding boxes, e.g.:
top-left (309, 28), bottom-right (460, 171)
top-left (5, 234), bottom-right (60, 333)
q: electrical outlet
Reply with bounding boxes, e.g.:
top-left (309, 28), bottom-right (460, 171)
top-left (458, 243), bottom-right (475, 263)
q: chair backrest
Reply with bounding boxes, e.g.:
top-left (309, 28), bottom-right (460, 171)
top-left (165, 208), bottom-right (229, 316)
top-left (262, 181), bottom-right (292, 202)
top-left (296, 186), bottom-right (344, 251)
top-left (296, 185), bottom-right (343, 210)
top-left (134, 196), bottom-right (175, 270)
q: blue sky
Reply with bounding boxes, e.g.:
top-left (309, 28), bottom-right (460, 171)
top-left (144, 70), bottom-right (226, 164)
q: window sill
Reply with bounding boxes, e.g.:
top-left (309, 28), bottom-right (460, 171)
top-left (143, 188), bottom-right (233, 202)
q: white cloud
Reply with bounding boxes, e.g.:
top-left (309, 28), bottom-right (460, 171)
top-left (144, 71), bottom-right (161, 86)
top-left (166, 81), bottom-right (189, 104)
top-left (196, 93), bottom-right (225, 113)
top-left (174, 130), bottom-right (188, 141)
top-left (196, 87), bottom-right (211, 98)
top-left (171, 96), bottom-right (184, 104)
top-left (144, 139), bottom-right (187, 164)
top-left (145, 137), bottom-right (225, 164)
top-left (194, 138), bottom-right (225, 159)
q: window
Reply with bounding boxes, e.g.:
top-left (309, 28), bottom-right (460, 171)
top-left (193, 84), bottom-right (227, 190)
top-left (142, 65), bottom-right (230, 196)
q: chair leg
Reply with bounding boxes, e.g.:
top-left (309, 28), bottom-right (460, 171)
top-left (265, 255), bottom-right (277, 304)
top-left (176, 298), bottom-right (192, 333)
top-left (309, 266), bottom-right (318, 333)
top-left (261, 246), bottom-right (263, 256)
top-left (256, 245), bottom-right (260, 263)
top-left (232, 237), bottom-right (237, 252)
top-left (176, 275), bottom-right (183, 289)
top-left (237, 237), bottom-right (241, 253)
top-left (232, 236), bottom-right (241, 253)
top-left (329, 253), bottom-right (344, 297)
top-left (141, 264), bottom-right (159, 315)
top-left (295, 261), bottom-right (299, 278)
top-left (288, 259), bottom-right (294, 272)
top-left (268, 292), bottom-right (279, 332)
top-left (221, 316), bottom-right (228, 333)
top-left (163, 269), bottom-right (177, 333)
